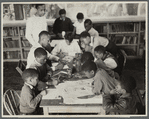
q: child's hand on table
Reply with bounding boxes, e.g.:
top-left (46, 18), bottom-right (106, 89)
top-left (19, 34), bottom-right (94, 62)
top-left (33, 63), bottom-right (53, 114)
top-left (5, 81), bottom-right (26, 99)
top-left (40, 90), bottom-right (47, 96)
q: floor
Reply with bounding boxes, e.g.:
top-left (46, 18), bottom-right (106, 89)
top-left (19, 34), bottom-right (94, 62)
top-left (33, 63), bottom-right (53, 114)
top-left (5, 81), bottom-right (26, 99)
top-left (3, 58), bottom-right (146, 115)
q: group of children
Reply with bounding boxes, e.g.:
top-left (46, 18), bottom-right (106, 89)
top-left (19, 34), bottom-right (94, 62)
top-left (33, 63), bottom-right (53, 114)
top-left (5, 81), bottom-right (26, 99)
top-left (19, 4), bottom-right (137, 115)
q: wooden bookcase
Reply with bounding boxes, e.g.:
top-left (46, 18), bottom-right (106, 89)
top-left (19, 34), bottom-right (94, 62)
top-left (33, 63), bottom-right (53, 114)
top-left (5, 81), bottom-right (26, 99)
top-left (3, 16), bottom-right (146, 62)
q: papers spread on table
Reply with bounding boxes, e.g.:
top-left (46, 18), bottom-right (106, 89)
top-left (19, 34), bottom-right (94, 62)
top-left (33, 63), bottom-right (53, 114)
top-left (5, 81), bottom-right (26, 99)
top-left (42, 79), bottom-right (103, 104)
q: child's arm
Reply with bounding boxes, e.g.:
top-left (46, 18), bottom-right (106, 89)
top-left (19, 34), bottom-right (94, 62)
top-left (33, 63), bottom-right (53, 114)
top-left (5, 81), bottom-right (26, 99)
top-left (72, 27), bottom-right (76, 36)
top-left (25, 89), bottom-right (46, 109)
top-left (25, 18), bottom-right (36, 46)
top-left (92, 76), bottom-right (102, 95)
top-left (103, 94), bottom-right (127, 112)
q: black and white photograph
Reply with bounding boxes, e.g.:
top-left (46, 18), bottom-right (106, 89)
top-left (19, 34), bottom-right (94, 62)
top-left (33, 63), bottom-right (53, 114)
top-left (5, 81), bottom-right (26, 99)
top-left (2, 1), bottom-right (147, 117)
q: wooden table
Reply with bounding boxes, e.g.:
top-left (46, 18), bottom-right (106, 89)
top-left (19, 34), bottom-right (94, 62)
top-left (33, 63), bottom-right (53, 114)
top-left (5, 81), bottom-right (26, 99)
top-left (40, 79), bottom-right (105, 115)
top-left (40, 101), bottom-right (105, 115)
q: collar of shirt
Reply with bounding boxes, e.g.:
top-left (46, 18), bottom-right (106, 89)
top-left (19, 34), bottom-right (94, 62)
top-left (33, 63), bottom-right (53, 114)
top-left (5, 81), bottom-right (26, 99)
top-left (25, 82), bottom-right (34, 89)
top-left (60, 17), bottom-right (65, 21)
top-left (34, 59), bottom-right (43, 67)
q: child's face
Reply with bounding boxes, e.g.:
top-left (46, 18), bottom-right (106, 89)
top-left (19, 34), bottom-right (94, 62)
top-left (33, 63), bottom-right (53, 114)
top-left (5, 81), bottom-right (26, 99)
top-left (84, 70), bottom-right (95, 78)
top-left (78, 19), bottom-right (83, 23)
top-left (31, 76), bottom-right (39, 86)
top-left (115, 82), bottom-right (125, 94)
top-left (36, 55), bottom-right (47, 65)
top-left (65, 39), bottom-right (71, 45)
top-left (80, 36), bottom-right (91, 46)
top-left (94, 51), bottom-right (103, 59)
top-left (37, 5), bottom-right (45, 17)
top-left (42, 35), bottom-right (50, 47)
top-left (84, 23), bottom-right (92, 31)
top-left (60, 14), bottom-right (66, 20)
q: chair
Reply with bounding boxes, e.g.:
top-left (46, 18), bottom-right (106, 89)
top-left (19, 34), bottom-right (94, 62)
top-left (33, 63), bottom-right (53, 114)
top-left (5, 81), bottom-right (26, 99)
top-left (16, 60), bottom-right (26, 76)
top-left (3, 89), bottom-right (20, 115)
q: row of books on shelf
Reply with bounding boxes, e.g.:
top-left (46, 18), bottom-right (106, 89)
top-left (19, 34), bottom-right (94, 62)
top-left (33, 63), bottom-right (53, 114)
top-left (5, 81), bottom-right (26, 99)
top-left (3, 27), bottom-right (18, 36)
top-left (115, 36), bottom-right (137, 44)
top-left (94, 25), bottom-right (107, 33)
top-left (23, 50), bottom-right (29, 59)
top-left (3, 51), bottom-right (21, 59)
top-left (3, 50), bottom-right (29, 59)
top-left (109, 23), bottom-right (138, 32)
top-left (3, 38), bottom-right (19, 48)
top-left (3, 27), bottom-right (26, 37)
top-left (3, 38), bottom-right (31, 48)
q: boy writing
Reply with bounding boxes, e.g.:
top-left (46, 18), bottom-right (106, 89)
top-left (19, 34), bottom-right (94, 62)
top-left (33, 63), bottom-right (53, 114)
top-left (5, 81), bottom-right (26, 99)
top-left (103, 76), bottom-right (137, 114)
top-left (29, 47), bottom-right (58, 88)
top-left (94, 45), bottom-right (119, 79)
top-left (53, 9), bottom-right (74, 38)
top-left (82, 61), bottom-right (118, 95)
top-left (72, 12), bottom-right (85, 38)
top-left (20, 69), bottom-right (47, 115)
top-left (26, 31), bottom-right (59, 70)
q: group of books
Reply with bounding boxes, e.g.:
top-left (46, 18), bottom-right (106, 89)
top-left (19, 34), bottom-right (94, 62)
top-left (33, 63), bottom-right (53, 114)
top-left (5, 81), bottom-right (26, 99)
top-left (114, 35), bottom-right (138, 44)
top-left (23, 50), bottom-right (29, 59)
top-left (3, 38), bottom-right (19, 48)
top-left (21, 39), bottom-right (31, 47)
top-left (3, 51), bottom-right (21, 59)
top-left (109, 23), bottom-right (135, 32)
top-left (3, 27), bottom-right (18, 37)
top-left (94, 24), bottom-right (107, 33)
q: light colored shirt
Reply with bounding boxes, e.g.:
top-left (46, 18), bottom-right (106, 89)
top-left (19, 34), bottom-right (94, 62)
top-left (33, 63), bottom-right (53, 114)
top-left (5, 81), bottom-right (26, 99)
top-left (26, 43), bottom-right (59, 69)
top-left (73, 20), bottom-right (85, 34)
top-left (51, 40), bottom-right (82, 57)
top-left (25, 15), bottom-right (47, 46)
top-left (104, 58), bottom-right (117, 69)
top-left (92, 69), bottom-right (118, 95)
top-left (88, 27), bottom-right (99, 37)
top-left (20, 83), bottom-right (42, 114)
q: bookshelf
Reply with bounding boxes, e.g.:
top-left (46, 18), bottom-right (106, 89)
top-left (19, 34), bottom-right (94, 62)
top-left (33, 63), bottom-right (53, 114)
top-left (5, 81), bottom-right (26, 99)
top-left (3, 16), bottom-right (145, 62)
top-left (94, 20), bottom-right (145, 58)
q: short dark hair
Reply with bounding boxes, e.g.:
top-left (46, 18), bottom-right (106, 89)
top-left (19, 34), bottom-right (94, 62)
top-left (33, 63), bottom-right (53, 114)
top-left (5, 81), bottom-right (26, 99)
top-left (94, 45), bottom-right (106, 54)
top-left (84, 19), bottom-right (92, 25)
top-left (77, 13), bottom-right (84, 19)
top-left (65, 33), bottom-right (73, 43)
top-left (39, 31), bottom-right (50, 39)
top-left (82, 61), bottom-right (97, 72)
top-left (80, 31), bottom-right (90, 38)
top-left (22, 69), bottom-right (38, 82)
top-left (34, 47), bottom-right (47, 58)
top-left (120, 76), bottom-right (136, 93)
top-left (35, 4), bottom-right (45, 9)
top-left (81, 52), bottom-right (94, 64)
top-left (59, 9), bottom-right (66, 15)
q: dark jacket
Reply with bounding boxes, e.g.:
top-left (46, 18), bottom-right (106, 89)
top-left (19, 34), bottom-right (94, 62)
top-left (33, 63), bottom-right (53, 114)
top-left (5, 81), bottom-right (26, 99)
top-left (53, 17), bottom-right (74, 34)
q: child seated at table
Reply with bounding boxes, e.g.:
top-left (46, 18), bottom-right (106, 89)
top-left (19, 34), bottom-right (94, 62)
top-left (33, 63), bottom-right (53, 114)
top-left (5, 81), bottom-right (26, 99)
top-left (72, 12), bottom-right (85, 38)
top-left (51, 33), bottom-right (82, 69)
top-left (82, 61), bottom-right (118, 95)
top-left (20, 68), bottom-right (47, 115)
top-left (74, 52), bottom-right (94, 78)
top-left (103, 76), bottom-right (137, 115)
top-left (28, 47), bottom-right (58, 89)
top-left (94, 45), bottom-right (119, 79)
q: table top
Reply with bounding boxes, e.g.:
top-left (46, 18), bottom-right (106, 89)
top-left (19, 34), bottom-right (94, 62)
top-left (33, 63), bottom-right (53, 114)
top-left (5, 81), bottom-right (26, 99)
top-left (40, 79), bottom-right (103, 107)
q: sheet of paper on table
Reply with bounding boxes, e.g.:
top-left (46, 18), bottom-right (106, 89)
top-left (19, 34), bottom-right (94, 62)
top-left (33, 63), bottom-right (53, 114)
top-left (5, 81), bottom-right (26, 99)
top-left (42, 79), bottom-right (103, 104)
